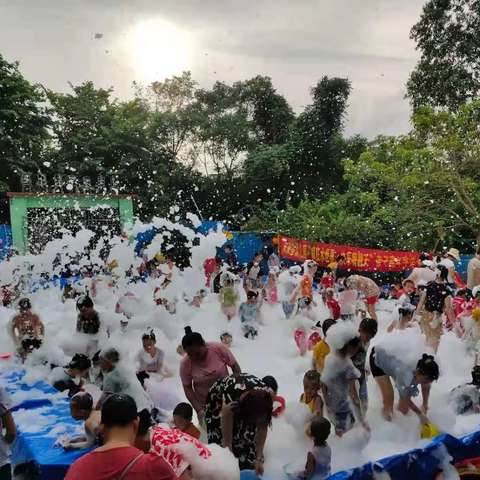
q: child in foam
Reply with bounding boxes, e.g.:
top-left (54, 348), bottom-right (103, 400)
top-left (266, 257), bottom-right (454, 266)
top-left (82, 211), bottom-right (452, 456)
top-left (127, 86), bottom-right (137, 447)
top-left (300, 370), bottom-right (323, 417)
top-left (321, 323), bottom-right (368, 437)
top-left (325, 289), bottom-right (340, 320)
top-left (287, 417), bottom-right (332, 480)
top-left (299, 260), bottom-right (318, 303)
top-left (263, 270), bottom-right (279, 305)
top-left (220, 332), bottom-right (233, 349)
top-left (338, 282), bottom-right (358, 321)
top-left (49, 353), bottom-right (91, 397)
top-left (262, 375), bottom-right (286, 418)
top-left (75, 295), bottom-right (101, 357)
top-left (344, 275), bottom-right (380, 322)
top-left (351, 318), bottom-right (378, 412)
top-left (312, 319), bottom-right (336, 373)
top-left (239, 291), bottom-right (262, 339)
top-left (279, 265), bottom-right (302, 319)
top-left (173, 402), bottom-right (201, 440)
top-left (319, 267), bottom-right (335, 303)
top-left (136, 329), bottom-right (172, 386)
top-left (9, 297), bottom-right (44, 361)
top-left (62, 392), bottom-right (101, 450)
top-left (219, 272), bottom-right (239, 321)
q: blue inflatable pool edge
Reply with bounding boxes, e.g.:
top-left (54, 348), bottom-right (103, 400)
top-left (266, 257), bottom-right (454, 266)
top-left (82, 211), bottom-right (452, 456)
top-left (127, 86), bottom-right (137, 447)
top-left (4, 371), bottom-right (480, 479)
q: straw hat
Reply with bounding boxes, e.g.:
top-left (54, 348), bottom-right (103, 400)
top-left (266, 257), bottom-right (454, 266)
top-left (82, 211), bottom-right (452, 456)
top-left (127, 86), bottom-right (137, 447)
top-left (446, 248), bottom-right (460, 261)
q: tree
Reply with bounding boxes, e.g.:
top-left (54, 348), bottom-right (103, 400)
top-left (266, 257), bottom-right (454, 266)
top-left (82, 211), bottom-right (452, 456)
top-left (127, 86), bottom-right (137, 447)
top-left (134, 72), bottom-right (201, 168)
top-left (243, 144), bottom-right (292, 204)
top-left (0, 54), bottom-right (51, 191)
top-left (194, 81), bottom-right (255, 176)
top-left (236, 76), bottom-right (294, 145)
top-left (47, 81), bottom-right (179, 217)
top-left (407, 0), bottom-right (480, 110)
top-left (288, 76), bottom-right (352, 199)
top-left (411, 102), bottom-right (480, 246)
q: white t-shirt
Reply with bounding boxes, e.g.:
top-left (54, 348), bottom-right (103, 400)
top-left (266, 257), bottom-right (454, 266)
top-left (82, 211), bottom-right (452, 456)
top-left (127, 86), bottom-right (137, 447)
top-left (438, 258), bottom-right (455, 284)
top-left (408, 267), bottom-right (436, 287)
top-left (136, 348), bottom-right (165, 373)
top-left (0, 385), bottom-right (12, 468)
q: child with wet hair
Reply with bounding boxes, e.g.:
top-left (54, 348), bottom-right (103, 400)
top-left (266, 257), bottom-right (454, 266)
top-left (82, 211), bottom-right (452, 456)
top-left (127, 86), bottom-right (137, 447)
top-left (239, 291), bottom-right (262, 339)
top-left (220, 332), bottom-right (233, 348)
top-left (173, 402), bottom-right (201, 439)
top-left (302, 417), bottom-right (332, 479)
top-left (61, 392), bottom-right (101, 450)
top-left (219, 273), bottom-right (239, 321)
top-left (300, 370), bottom-right (323, 417)
top-left (321, 322), bottom-right (368, 436)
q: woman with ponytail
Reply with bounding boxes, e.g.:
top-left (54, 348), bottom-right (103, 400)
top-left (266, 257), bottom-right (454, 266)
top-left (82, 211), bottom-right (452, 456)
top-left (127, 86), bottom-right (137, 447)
top-left (180, 327), bottom-right (241, 422)
top-left (370, 340), bottom-right (439, 423)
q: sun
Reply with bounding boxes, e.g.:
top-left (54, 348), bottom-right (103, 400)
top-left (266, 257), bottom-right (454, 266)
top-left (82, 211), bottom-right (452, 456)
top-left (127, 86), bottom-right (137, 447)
top-left (127, 18), bottom-right (192, 83)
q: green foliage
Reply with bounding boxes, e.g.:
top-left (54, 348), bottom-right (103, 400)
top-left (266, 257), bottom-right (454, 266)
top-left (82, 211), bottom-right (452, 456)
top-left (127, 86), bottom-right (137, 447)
top-left (0, 54), bottom-right (50, 190)
top-left (407, 0), bottom-right (480, 110)
top-left (236, 76), bottom-right (294, 145)
top-left (252, 104), bottom-right (480, 252)
top-left (289, 76), bottom-right (352, 199)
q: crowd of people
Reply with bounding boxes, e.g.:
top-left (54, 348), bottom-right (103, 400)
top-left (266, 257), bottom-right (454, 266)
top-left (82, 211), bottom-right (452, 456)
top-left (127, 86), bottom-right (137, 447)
top-left (2, 242), bottom-right (480, 480)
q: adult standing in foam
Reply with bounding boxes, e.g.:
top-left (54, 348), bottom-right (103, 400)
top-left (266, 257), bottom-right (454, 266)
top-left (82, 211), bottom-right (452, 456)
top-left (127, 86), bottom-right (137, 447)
top-left (415, 265), bottom-right (454, 352)
top-left (467, 248), bottom-right (480, 291)
top-left (180, 327), bottom-right (241, 425)
top-left (204, 373), bottom-right (274, 475)
top-left (66, 394), bottom-right (176, 480)
top-left (438, 248), bottom-right (461, 289)
top-left (344, 275), bottom-right (380, 322)
top-left (405, 257), bottom-right (437, 289)
top-left (369, 343), bottom-right (439, 422)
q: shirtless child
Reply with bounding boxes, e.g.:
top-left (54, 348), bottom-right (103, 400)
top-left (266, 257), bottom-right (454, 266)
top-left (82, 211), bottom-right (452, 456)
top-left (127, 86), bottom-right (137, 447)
top-left (62, 392), bottom-right (101, 450)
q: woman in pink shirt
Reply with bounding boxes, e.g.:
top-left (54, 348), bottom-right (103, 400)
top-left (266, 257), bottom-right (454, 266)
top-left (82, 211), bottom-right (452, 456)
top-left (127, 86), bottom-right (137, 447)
top-left (180, 327), bottom-right (241, 423)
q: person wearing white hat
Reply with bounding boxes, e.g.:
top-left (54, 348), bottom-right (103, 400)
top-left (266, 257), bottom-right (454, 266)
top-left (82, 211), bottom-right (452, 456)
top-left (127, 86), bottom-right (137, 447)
top-left (467, 248), bottom-right (480, 291)
top-left (438, 248), bottom-right (461, 288)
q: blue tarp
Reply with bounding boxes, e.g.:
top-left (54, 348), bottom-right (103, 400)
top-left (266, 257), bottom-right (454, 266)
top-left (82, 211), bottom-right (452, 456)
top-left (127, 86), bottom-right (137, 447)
top-left (2, 370), bottom-right (91, 480)
top-left (0, 224), bottom-right (12, 260)
top-left (134, 222), bottom-right (268, 267)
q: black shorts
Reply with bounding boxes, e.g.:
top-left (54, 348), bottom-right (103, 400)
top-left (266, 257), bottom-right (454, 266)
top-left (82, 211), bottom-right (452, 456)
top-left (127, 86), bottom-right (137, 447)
top-left (369, 348), bottom-right (386, 377)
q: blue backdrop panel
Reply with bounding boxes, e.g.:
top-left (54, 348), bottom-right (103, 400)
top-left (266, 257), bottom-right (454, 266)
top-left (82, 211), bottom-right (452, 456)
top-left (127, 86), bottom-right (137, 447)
top-left (224, 233), bottom-right (265, 266)
top-left (458, 254), bottom-right (473, 281)
top-left (1, 370), bottom-right (91, 480)
top-left (0, 224), bottom-right (12, 260)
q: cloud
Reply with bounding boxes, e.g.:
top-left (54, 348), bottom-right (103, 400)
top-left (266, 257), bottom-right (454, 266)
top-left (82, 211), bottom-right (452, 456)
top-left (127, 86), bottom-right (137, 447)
top-left (0, 0), bottom-right (425, 138)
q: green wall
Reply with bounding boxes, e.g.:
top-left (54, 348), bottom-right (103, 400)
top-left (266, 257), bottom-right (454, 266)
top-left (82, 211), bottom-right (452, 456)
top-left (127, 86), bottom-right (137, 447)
top-left (8, 194), bottom-right (134, 254)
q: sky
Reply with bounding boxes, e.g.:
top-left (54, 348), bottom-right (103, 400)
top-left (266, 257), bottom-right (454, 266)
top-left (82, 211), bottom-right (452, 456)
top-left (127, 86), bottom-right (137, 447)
top-left (0, 0), bottom-right (426, 138)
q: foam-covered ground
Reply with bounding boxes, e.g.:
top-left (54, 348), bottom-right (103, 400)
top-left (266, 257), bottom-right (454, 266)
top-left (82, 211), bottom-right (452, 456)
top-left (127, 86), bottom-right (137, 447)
top-left (0, 222), bottom-right (477, 478)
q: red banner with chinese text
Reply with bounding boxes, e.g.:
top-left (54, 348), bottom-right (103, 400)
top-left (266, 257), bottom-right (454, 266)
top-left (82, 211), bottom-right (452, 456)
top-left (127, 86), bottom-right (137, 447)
top-left (278, 236), bottom-right (419, 272)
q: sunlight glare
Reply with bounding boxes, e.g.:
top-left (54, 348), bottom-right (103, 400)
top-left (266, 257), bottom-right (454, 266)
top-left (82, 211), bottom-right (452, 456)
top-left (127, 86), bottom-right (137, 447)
top-left (128, 18), bottom-right (191, 83)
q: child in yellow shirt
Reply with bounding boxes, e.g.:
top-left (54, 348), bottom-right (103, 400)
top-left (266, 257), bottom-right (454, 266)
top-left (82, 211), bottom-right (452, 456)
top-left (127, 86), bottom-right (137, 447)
top-left (300, 370), bottom-right (323, 416)
top-left (312, 319), bottom-right (336, 373)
